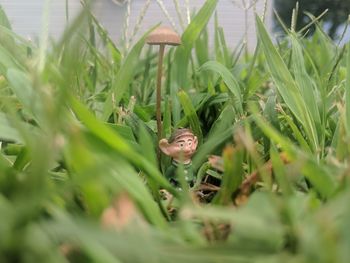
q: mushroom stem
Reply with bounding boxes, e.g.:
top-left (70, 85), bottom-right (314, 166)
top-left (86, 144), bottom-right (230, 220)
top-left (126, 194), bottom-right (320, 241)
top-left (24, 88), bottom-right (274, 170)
top-left (156, 43), bottom-right (165, 159)
top-left (146, 26), bottom-right (181, 164)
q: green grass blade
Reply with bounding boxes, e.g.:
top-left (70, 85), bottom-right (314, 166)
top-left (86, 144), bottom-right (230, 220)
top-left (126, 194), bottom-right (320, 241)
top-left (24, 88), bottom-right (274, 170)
top-left (207, 103), bottom-right (235, 138)
top-left (290, 34), bottom-right (321, 132)
top-left (171, 0), bottom-right (218, 122)
top-left (102, 25), bottom-right (158, 121)
top-left (279, 109), bottom-right (312, 152)
top-left (255, 15), bottom-right (318, 152)
top-left (270, 142), bottom-right (293, 197)
top-left (6, 68), bottom-right (43, 123)
top-left (0, 6), bottom-right (12, 30)
top-left (213, 145), bottom-right (244, 205)
top-left (194, 26), bottom-right (209, 66)
top-left (0, 45), bottom-right (24, 74)
top-left (162, 96), bottom-right (172, 139)
top-left (0, 113), bottom-right (22, 142)
top-left (38, 0), bottom-right (51, 72)
top-left (345, 43), bottom-right (350, 135)
top-left (214, 12), bottom-right (223, 65)
top-left (199, 61), bottom-right (243, 114)
top-left (138, 124), bottom-right (157, 168)
top-left (177, 90), bottom-right (203, 144)
top-left (193, 125), bottom-right (235, 170)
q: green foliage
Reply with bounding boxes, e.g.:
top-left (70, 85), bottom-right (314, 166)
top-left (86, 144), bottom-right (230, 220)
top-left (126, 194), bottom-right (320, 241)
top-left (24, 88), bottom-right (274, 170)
top-left (0, 1), bottom-right (350, 263)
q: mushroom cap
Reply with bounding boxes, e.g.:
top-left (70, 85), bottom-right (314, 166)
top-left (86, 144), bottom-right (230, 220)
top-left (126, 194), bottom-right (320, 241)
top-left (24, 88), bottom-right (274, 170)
top-left (146, 26), bottom-right (181, 46)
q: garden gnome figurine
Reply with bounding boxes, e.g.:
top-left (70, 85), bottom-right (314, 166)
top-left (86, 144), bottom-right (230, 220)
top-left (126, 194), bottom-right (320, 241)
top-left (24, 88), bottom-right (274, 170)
top-left (159, 128), bottom-right (198, 187)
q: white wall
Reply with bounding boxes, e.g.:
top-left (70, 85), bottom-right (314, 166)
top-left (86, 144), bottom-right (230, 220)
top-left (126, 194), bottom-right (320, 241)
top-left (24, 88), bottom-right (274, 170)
top-left (0, 0), bottom-right (272, 50)
top-left (0, 0), bottom-right (80, 38)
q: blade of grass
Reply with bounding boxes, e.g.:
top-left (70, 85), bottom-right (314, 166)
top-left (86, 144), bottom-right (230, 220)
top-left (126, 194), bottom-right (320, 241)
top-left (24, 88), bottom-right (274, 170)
top-left (0, 113), bottom-right (23, 142)
top-left (177, 90), bottom-right (203, 144)
top-left (207, 104), bottom-right (235, 138)
top-left (256, 15), bottom-right (319, 153)
top-left (38, 0), bottom-right (51, 72)
top-left (171, 0), bottom-right (218, 123)
top-left (6, 68), bottom-right (43, 124)
top-left (279, 108), bottom-right (312, 153)
top-left (290, 34), bottom-right (321, 131)
top-left (199, 61), bottom-right (243, 114)
top-left (270, 142), bottom-right (293, 197)
top-left (345, 42), bottom-right (350, 135)
top-left (213, 145), bottom-right (244, 205)
top-left (102, 25), bottom-right (158, 121)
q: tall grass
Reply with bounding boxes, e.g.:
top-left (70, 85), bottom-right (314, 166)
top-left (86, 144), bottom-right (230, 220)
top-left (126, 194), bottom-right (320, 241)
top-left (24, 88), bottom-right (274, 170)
top-left (0, 1), bottom-right (350, 262)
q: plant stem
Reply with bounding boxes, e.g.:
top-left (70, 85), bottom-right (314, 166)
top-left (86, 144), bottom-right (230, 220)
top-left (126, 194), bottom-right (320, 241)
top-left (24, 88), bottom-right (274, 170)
top-left (65, 0), bottom-right (69, 22)
top-left (156, 44), bottom-right (165, 160)
top-left (243, 2), bottom-right (248, 61)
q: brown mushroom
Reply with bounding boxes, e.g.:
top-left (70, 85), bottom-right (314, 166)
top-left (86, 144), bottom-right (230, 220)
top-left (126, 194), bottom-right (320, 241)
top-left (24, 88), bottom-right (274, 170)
top-left (146, 26), bottom-right (181, 46)
top-left (146, 26), bottom-right (181, 161)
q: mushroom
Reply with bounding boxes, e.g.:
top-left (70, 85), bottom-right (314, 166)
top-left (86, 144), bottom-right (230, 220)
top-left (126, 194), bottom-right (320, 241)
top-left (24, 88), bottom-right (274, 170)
top-left (146, 26), bottom-right (181, 159)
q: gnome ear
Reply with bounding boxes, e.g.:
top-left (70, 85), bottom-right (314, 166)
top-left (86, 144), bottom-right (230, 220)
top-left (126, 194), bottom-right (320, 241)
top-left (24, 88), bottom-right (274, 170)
top-left (192, 136), bottom-right (198, 150)
top-left (159, 139), bottom-right (171, 155)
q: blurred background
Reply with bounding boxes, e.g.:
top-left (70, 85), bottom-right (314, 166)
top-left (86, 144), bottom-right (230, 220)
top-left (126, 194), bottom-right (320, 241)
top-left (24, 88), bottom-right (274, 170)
top-left (274, 0), bottom-right (350, 43)
top-left (1, 0), bottom-right (350, 49)
top-left (0, 0), bottom-right (271, 51)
